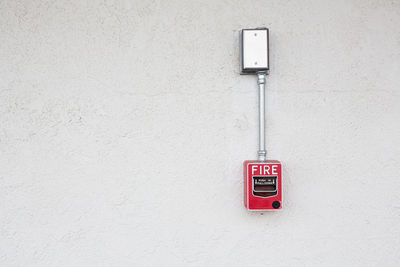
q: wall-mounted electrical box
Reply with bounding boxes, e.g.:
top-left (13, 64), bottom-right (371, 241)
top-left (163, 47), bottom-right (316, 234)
top-left (240, 28), bottom-right (269, 74)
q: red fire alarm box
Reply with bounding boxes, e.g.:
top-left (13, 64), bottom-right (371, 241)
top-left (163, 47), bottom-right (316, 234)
top-left (244, 160), bottom-right (282, 210)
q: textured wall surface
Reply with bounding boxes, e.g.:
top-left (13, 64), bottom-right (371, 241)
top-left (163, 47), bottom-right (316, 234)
top-left (1, 0), bottom-right (400, 266)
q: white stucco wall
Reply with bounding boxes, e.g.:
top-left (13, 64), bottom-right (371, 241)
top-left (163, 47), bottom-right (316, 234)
top-left (1, 0), bottom-right (400, 266)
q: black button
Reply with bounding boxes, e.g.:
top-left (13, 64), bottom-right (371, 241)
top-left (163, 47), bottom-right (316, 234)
top-left (272, 201), bottom-right (280, 209)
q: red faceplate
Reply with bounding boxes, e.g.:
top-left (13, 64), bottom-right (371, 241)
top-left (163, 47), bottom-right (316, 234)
top-left (244, 160), bottom-right (282, 210)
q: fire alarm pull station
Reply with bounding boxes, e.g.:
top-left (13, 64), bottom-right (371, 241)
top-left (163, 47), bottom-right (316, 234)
top-left (240, 28), bottom-right (282, 210)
